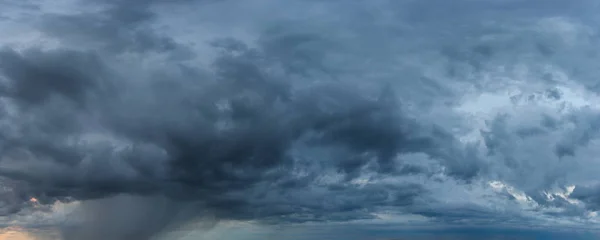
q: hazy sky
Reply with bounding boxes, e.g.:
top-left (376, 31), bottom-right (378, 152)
top-left (2, 0), bottom-right (600, 239)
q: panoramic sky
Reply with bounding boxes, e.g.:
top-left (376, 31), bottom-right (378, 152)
top-left (2, 0), bottom-right (600, 239)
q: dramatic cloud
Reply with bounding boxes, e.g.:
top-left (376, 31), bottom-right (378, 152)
top-left (1, 0), bottom-right (600, 239)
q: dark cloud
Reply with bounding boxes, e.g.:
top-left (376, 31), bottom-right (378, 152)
top-left (571, 184), bottom-right (600, 211)
top-left (0, 11), bottom-right (474, 237)
top-left (0, 48), bottom-right (110, 106)
top-left (37, 0), bottom-right (197, 59)
top-left (0, 40), bottom-right (442, 206)
top-left (3, 0), bottom-right (600, 239)
top-left (59, 194), bottom-right (213, 240)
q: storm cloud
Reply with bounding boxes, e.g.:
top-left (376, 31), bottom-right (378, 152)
top-left (1, 0), bottom-right (600, 239)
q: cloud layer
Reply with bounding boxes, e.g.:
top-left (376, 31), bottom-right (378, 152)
top-left (2, 0), bottom-right (600, 239)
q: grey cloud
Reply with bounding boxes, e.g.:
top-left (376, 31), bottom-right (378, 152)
top-left (37, 0), bottom-right (197, 59)
top-left (4, 0), bottom-right (600, 238)
top-left (0, 48), bottom-right (110, 106)
top-left (571, 184), bottom-right (600, 211)
top-left (59, 194), bottom-right (213, 240)
top-left (0, 23), bottom-right (465, 238)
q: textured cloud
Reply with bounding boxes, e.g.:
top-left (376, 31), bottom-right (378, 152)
top-left (1, 0), bottom-right (600, 239)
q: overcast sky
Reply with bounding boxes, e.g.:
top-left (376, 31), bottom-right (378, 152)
top-left (2, 0), bottom-right (600, 239)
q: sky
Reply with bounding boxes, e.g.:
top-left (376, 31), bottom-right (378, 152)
top-left (1, 0), bottom-right (600, 239)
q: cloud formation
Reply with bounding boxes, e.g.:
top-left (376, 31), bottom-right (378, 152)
top-left (2, 0), bottom-right (600, 239)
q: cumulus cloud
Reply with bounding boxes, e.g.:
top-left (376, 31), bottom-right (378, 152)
top-left (1, 0), bottom-right (600, 239)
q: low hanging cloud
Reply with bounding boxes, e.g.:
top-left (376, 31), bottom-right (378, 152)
top-left (2, 0), bottom-right (600, 239)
